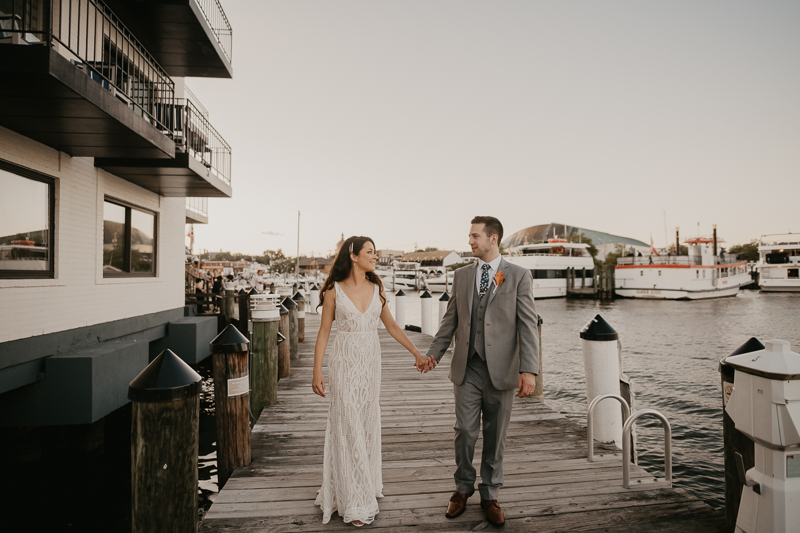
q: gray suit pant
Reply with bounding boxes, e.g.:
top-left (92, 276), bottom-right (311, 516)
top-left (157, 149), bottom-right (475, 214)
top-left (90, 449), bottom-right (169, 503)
top-left (453, 354), bottom-right (515, 500)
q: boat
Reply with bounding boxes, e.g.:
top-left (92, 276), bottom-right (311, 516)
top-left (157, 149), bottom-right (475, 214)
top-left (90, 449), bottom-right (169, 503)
top-left (381, 261), bottom-right (423, 291)
top-left (757, 234), bottom-right (800, 292)
top-left (614, 233), bottom-right (752, 300)
top-left (424, 271), bottom-right (455, 293)
top-left (503, 239), bottom-right (595, 299)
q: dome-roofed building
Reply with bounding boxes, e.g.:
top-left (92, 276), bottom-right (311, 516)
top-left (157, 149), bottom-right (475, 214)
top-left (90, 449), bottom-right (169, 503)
top-left (503, 222), bottom-right (649, 260)
top-left (334, 233), bottom-right (345, 256)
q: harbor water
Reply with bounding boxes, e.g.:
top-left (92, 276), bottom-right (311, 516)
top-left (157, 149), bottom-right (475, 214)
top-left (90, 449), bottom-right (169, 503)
top-left (382, 289), bottom-right (800, 511)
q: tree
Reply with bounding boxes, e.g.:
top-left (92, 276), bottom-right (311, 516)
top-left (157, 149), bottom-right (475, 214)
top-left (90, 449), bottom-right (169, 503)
top-left (422, 246), bottom-right (439, 252)
top-left (566, 231), bottom-right (598, 260)
top-left (729, 240), bottom-right (759, 262)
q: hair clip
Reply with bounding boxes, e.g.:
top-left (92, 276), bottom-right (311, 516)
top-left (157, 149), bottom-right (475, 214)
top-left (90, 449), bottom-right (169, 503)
top-left (349, 242), bottom-right (354, 254)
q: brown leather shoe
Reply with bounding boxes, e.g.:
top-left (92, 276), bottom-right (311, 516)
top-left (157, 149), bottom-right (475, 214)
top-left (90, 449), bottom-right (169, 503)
top-left (481, 499), bottom-right (505, 526)
top-left (445, 488), bottom-right (475, 518)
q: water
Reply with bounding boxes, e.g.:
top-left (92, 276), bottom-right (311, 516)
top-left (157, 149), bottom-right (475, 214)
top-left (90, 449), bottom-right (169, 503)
top-left (388, 290), bottom-right (800, 510)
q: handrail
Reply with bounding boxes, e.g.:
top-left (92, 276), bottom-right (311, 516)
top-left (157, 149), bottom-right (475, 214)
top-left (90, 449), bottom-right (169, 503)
top-left (175, 98), bottom-right (231, 186)
top-left (586, 394), bottom-right (630, 462)
top-left (193, 0), bottom-right (233, 62)
top-left (622, 409), bottom-right (672, 488)
top-left (2, 0), bottom-right (175, 134)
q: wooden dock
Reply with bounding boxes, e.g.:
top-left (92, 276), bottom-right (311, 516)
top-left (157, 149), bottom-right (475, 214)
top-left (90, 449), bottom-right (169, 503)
top-left (200, 314), bottom-right (724, 532)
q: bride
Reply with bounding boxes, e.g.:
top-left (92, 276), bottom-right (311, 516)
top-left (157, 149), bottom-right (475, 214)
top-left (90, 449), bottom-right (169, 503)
top-left (312, 236), bottom-right (433, 526)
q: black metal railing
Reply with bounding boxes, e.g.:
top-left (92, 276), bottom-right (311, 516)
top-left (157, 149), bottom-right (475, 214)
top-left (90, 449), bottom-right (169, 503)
top-left (193, 0), bottom-right (232, 63)
top-left (171, 99), bottom-right (232, 186)
top-left (1, 0), bottom-right (175, 134)
top-left (616, 253), bottom-right (741, 267)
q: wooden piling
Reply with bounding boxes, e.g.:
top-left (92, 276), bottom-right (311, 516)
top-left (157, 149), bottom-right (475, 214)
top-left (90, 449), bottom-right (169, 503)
top-left (222, 288), bottom-right (235, 326)
top-left (293, 291), bottom-right (306, 343)
top-left (251, 317), bottom-right (279, 413)
top-left (278, 302), bottom-right (290, 379)
top-left (129, 350), bottom-right (201, 533)
top-left (210, 325), bottom-right (251, 488)
top-left (283, 296), bottom-right (299, 361)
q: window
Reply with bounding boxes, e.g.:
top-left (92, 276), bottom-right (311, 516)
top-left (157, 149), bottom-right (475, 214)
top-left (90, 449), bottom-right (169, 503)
top-left (103, 199), bottom-right (156, 277)
top-left (0, 160), bottom-right (54, 279)
top-left (789, 269), bottom-right (799, 280)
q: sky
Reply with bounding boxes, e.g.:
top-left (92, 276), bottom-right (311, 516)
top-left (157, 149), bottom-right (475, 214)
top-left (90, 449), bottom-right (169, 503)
top-left (187, 0), bottom-right (799, 257)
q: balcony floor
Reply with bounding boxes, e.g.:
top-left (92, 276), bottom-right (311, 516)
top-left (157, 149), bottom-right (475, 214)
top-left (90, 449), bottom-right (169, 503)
top-left (95, 153), bottom-right (232, 198)
top-left (102, 0), bottom-right (233, 78)
top-left (0, 46), bottom-right (175, 159)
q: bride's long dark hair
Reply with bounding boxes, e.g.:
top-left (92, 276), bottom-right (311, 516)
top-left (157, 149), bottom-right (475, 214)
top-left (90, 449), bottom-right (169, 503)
top-left (318, 236), bottom-right (387, 311)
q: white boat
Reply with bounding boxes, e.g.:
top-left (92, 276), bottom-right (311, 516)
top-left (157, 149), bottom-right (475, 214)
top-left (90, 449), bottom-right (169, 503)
top-left (757, 234), bottom-right (800, 292)
top-left (503, 240), bottom-right (595, 299)
top-left (615, 236), bottom-right (752, 300)
top-left (381, 261), bottom-right (423, 291)
top-left (425, 271), bottom-right (455, 292)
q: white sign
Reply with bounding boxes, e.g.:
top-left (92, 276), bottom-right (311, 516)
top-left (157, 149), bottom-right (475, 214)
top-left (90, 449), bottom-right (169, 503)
top-left (228, 376), bottom-right (249, 397)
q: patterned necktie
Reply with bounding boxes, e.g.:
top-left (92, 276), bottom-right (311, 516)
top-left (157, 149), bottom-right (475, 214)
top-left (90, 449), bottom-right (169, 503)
top-left (479, 263), bottom-right (490, 299)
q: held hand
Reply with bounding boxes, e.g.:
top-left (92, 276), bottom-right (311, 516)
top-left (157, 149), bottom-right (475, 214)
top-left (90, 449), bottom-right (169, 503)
top-left (414, 355), bottom-right (436, 373)
top-left (312, 371), bottom-right (326, 398)
top-left (517, 372), bottom-right (537, 398)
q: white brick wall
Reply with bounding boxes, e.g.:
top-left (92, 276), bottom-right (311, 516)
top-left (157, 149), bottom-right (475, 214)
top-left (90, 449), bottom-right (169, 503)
top-left (0, 126), bottom-right (185, 343)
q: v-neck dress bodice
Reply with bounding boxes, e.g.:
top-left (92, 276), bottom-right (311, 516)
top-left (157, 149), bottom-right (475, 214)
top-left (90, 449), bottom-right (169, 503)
top-left (315, 282), bottom-right (383, 525)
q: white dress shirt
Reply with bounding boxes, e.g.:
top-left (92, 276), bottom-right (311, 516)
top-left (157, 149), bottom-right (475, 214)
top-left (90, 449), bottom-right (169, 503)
top-left (475, 254), bottom-right (502, 295)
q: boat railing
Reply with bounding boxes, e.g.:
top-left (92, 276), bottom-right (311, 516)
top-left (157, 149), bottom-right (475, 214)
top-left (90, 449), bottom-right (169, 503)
top-left (617, 254), bottom-right (743, 267)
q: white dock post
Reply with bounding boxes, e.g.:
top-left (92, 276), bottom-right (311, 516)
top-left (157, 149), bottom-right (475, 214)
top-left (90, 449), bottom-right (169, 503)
top-left (309, 283), bottom-right (320, 314)
top-left (420, 289), bottom-right (433, 335)
top-left (438, 292), bottom-right (450, 328)
top-left (580, 314), bottom-right (623, 446)
top-left (394, 289), bottom-right (407, 329)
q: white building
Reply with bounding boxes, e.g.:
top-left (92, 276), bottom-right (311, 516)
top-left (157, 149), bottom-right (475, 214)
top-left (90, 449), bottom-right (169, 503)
top-left (0, 0), bottom-right (234, 427)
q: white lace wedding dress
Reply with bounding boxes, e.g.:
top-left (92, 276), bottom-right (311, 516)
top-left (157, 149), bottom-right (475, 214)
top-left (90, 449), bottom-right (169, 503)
top-left (315, 282), bottom-right (384, 525)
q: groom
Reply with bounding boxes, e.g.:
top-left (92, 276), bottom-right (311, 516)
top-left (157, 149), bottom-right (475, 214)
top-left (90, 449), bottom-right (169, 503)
top-left (423, 216), bottom-right (539, 526)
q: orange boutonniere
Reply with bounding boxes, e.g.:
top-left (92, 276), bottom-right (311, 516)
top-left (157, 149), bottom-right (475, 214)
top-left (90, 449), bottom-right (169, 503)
top-left (494, 271), bottom-right (504, 287)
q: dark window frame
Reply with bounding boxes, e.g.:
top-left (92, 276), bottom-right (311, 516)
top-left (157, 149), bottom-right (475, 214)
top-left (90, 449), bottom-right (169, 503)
top-left (0, 158), bottom-right (55, 280)
top-left (103, 196), bottom-right (157, 278)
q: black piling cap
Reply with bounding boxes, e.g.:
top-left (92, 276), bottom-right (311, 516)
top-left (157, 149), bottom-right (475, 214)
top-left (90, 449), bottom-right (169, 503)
top-left (439, 292), bottom-right (451, 301)
top-left (210, 324), bottom-right (250, 353)
top-left (279, 302), bottom-right (289, 316)
top-left (396, 289), bottom-right (406, 297)
top-left (292, 291), bottom-right (306, 302)
top-left (247, 287), bottom-right (259, 296)
top-left (128, 349), bottom-right (201, 403)
top-left (538, 315), bottom-right (544, 326)
top-left (579, 314), bottom-right (618, 341)
top-left (238, 288), bottom-right (247, 295)
top-left (311, 283), bottom-right (319, 291)
top-left (282, 296), bottom-right (297, 309)
top-left (420, 290), bottom-right (432, 299)
top-left (277, 331), bottom-right (286, 345)
top-left (719, 337), bottom-right (765, 377)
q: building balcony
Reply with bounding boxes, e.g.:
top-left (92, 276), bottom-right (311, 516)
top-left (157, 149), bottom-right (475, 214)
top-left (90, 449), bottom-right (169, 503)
top-left (96, 97), bottom-right (232, 197)
top-left (100, 0), bottom-right (233, 78)
top-left (0, 0), bottom-right (176, 159)
top-left (186, 197), bottom-right (208, 224)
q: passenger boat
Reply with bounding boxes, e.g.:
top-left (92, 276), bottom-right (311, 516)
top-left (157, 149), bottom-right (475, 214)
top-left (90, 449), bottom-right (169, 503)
top-left (615, 234), bottom-right (752, 300)
top-left (503, 239), bottom-right (595, 299)
top-left (757, 234), bottom-right (800, 292)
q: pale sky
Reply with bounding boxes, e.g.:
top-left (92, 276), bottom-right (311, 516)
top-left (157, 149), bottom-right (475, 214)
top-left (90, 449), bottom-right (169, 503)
top-left (188, 0), bottom-right (799, 257)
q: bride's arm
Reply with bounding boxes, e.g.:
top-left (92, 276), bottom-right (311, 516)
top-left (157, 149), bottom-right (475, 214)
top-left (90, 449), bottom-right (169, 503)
top-left (312, 288), bottom-right (335, 397)
top-left (379, 288), bottom-right (431, 372)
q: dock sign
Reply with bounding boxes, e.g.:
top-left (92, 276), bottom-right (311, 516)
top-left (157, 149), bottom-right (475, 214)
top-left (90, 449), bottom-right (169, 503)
top-left (228, 375), bottom-right (249, 397)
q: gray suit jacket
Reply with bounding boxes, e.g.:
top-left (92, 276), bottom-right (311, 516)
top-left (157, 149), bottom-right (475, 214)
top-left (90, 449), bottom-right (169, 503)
top-left (427, 258), bottom-right (540, 390)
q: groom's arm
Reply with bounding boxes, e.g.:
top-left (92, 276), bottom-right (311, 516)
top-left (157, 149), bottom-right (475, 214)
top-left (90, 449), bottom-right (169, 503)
top-left (516, 270), bottom-right (539, 374)
top-left (426, 272), bottom-right (459, 363)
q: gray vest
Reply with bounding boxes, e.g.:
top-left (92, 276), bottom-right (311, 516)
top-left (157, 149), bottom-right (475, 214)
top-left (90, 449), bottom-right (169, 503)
top-left (468, 279), bottom-right (488, 360)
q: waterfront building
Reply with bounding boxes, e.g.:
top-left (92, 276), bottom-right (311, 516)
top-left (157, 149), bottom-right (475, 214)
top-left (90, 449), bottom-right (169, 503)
top-left (0, 0), bottom-right (234, 428)
top-left (402, 250), bottom-right (462, 268)
top-left (504, 222), bottom-right (650, 260)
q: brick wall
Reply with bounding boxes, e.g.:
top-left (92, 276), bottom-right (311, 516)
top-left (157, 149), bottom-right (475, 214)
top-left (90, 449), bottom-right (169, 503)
top-left (0, 126), bottom-right (185, 344)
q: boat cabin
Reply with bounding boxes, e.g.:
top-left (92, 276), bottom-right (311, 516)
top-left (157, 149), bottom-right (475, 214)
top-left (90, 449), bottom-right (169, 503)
top-left (514, 240), bottom-right (590, 258)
